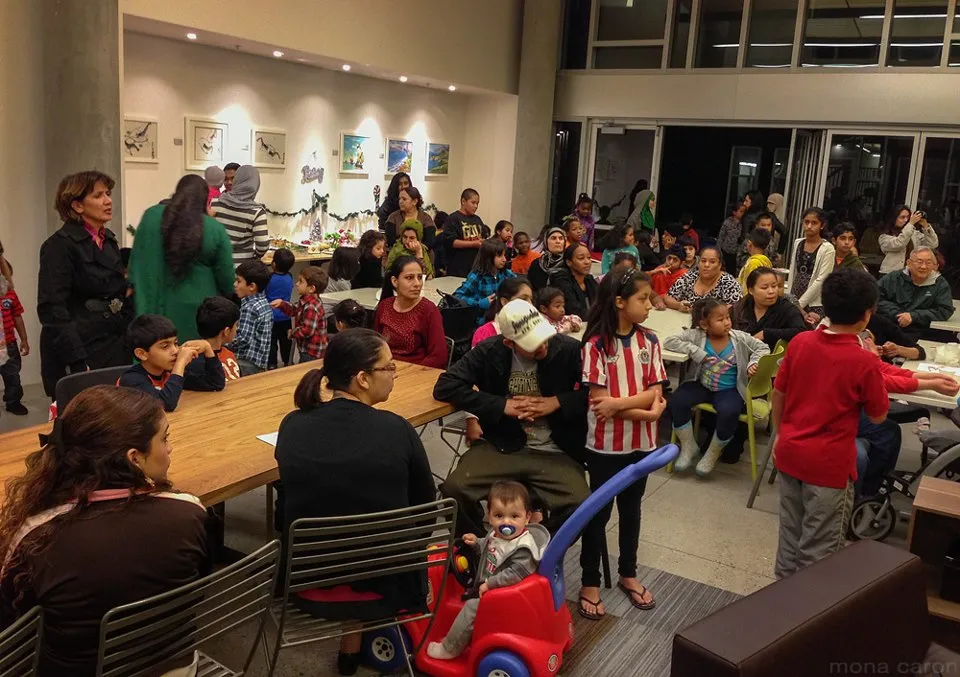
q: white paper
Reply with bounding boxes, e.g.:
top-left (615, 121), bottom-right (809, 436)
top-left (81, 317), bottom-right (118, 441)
top-left (257, 432), bottom-right (279, 447)
top-left (916, 362), bottom-right (960, 377)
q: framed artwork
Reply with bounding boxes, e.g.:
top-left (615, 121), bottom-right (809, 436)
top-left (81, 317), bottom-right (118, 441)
top-left (123, 117), bottom-right (158, 163)
top-left (426, 142), bottom-right (450, 177)
top-left (385, 137), bottom-right (413, 175)
top-left (340, 132), bottom-right (370, 175)
top-left (185, 116), bottom-right (229, 170)
top-left (252, 127), bottom-right (287, 169)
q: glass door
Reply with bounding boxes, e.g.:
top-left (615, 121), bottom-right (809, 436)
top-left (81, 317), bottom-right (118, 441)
top-left (784, 129), bottom-right (828, 244)
top-left (911, 133), bottom-right (960, 295)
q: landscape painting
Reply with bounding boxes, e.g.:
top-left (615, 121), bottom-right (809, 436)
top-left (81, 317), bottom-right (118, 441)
top-left (426, 142), bottom-right (450, 176)
top-left (386, 138), bottom-right (413, 174)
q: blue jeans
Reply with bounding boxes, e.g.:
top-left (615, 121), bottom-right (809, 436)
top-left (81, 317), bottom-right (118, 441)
top-left (854, 411), bottom-right (901, 496)
top-left (669, 382), bottom-right (744, 440)
top-left (299, 352), bottom-right (318, 364)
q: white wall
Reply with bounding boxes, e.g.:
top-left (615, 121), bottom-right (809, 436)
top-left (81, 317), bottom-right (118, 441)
top-left (461, 95), bottom-right (519, 228)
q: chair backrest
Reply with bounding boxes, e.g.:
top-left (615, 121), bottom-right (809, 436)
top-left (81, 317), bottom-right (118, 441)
top-left (746, 344), bottom-right (785, 399)
top-left (439, 305), bottom-right (480, 344)
top-left (445, 336), bottom-right (456, 369)
top-left (55, 365), bottom-right (131, 412)
top-left (0, 606), bottom-right (42, 676)
top-left (96, 540), bottom-right (281, 677)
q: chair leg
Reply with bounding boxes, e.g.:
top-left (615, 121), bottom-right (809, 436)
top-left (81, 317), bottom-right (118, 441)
top-left (746, 418), bottom-right (757, 483)
top-left (600, 538), bottom-right (612, 589)
top-left (668, 429), bottom-right (677, 473)
top-left (265, 484), bottom-right (275, 538)
top-left (401, 631), bottom-right (417, 677)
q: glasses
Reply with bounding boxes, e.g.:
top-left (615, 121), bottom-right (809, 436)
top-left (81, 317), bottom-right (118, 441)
top-left (912, 259), bottom-right (935, 268)
top-left (369, 362), bottom-right (398, 374)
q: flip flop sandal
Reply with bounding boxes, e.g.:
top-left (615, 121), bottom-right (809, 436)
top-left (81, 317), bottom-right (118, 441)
top-left (618, 582), bottom-right (656, 610)
top-left (578, 595), bottom-right (605, 621)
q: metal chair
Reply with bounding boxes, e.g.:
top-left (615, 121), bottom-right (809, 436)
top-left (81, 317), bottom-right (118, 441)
top-left (266, 499), bottom-right (457, 677)
top-left (55, 365), bottom-right (131, 411)
top-left (95, 540), bottom-right (281, 677)
top-left (0, 606), bottom-right (42, 676)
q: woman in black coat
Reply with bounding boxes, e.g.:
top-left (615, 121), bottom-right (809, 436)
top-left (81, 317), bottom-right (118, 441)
top-left (549, 242), bottom-right (599, 320)
top-left (733, 266), bottom-right (807, 351)
top-left (38, 171), bottom-right (133, 397)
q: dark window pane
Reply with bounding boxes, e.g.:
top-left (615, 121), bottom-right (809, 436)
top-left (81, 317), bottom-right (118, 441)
top-left (951, 40), bottom-right (960, 66)
top-left (596, 0), bottom-right (668, 41)
top-left (560, 0), bottom-right (591, 70)
top-left (670, 0), bottom-right (693, 67)
top-left (887, 0), bottom-right (948, 67)
top-left (916, 137), bottom-right (960, 296)
top-left (746, 0), bottom-right (799, 68)
top-left (802, 0), bottom-right (883, 67)
top-left (695, 0), bottom-right (744, 68)
top-left (955, 7), bottom-right (960, 32)
top-left (594, 46), bottom-right (664, 69)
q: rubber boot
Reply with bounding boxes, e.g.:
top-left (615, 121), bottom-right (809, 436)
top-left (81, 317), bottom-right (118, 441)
top-left (673, 423), bottom-right (699, 472)
top-left (696, 433), bottom-right (732, 477)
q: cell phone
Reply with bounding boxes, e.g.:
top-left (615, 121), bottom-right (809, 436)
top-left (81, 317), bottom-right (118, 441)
top-left (916, 210), bottom-right (926, 219)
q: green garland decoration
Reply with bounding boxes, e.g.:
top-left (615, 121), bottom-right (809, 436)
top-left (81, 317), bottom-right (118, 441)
top-left (260, 190), bottom-right (438, 222)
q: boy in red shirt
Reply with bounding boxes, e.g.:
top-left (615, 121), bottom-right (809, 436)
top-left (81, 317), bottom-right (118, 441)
top-left (771, 268), bottom-right (888, 579)
top-left (1, 278), bottom-right (29, 415)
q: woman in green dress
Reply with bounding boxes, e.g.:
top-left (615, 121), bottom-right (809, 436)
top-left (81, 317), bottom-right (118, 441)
top-left (129, 174), bottom-right (236, 340)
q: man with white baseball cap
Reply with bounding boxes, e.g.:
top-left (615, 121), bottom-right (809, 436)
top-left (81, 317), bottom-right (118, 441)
top-left (434, 299), bottom-right (590, 536)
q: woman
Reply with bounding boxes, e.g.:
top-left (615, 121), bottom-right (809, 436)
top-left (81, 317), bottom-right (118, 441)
top-left (664, 245), bottom-right (742, 311)
top-left (787, 207), bottom-right (835, 325)
top-left (626, 190), bottom-right (657, 250)
top-left (377, 172), bottom-right (411, 236)
top-left (38, 171), bottom-right (134, 398)
top-left (210, 165), bottom-right (269, 266)
top-left (0, 386), bottom-right (208, 677)
top-left (741, 189), bottom-right (765, 233)
top-left (528, 226), bottom-right (568, 291)
top-left (129, 174), bottom-right (236, 340)
top-left (733, 267), bottom-right (807, 351)
top-left (765, 192), bottom-right (788, 255)
top-left (550, 243), bottom-right (598, 320)
top-left (374, 256), bottom-right (448, 369)
top-left (275, 330), bottom-right (435, 675)
top-left (385, 185), bottom-right (435, 249)
top-left (878, 204), bottom-right (939, 274)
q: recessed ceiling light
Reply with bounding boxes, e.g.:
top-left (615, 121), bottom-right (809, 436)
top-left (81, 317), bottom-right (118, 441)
top-left (448, 85), bottom-right (457, 92)
top-left (186, 32), bottom-right (197, 40)
top-left (273, 50), bottom-right (284, 58)
top-left (399, 75), bottom-right (408, 83)
top-left (342, 64), bottom-right (352, 71)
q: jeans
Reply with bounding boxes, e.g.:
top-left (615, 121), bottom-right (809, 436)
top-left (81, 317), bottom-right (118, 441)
top-left (1, 342), bottom-right (23, 405)
top-left (235, 359), bottom-right (264, 377)
top-left (269, 320), bottom-right (292, 368)
top-left (298, 352), bottom-right (318, 364)
top-left (668, 382), bottom-right (744, 440)
top-left (854, 411), bottom-right (901, 496)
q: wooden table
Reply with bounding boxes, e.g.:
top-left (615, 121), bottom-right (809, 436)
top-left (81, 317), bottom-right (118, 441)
top-left (262, 249), bottom-right (333, 265)
top-left (0, 361), bottom-right (453, 507)
top-left (571, 307), bottom-right (691, 364)
top-left (321, 276), bottom-right (465, 312)
top-left (930, 300), bottom-right (960, 332)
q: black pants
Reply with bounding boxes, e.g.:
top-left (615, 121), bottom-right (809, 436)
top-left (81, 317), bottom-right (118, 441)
top-left (2, 342), bottom-right (23, 405)
top-left (579, 449), bottom-right (649, 588)
top-left (269, 320), bottom-right (292, 368)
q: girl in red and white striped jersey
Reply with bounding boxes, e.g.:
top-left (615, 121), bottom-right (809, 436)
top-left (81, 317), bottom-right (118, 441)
top-left (577, 268), bottom-right (669, 621)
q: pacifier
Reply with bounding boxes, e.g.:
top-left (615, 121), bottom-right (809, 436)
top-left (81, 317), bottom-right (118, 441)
top-left (498, 524), bottom-right (516, 537)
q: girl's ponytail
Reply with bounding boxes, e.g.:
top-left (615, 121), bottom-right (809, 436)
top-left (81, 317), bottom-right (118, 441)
top-left (294, 368), bottom-right (325, 410)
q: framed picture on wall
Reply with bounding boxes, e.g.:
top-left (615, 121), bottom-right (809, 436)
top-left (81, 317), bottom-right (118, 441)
top-left (340, 132), bottom-right (370, 175)
top-left (252, 127), bottom-right (287, 169)
top-left (385, 137), bottom-right (413, 175)
top-left (123, 116), bottom-right (159, 163)
top-left (185, 116), bottom-right (229, 170)
top-left (426, 142), bottom-right (450, 177)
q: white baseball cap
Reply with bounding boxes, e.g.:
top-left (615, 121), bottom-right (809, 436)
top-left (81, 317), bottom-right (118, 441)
top-left (498, 299), bottom-right (556, 353)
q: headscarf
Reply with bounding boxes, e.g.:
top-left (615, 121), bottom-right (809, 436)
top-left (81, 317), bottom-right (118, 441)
top-left (386, 219), bottom-right (433, 276)
top-left (636, 190), bottom-right (655, 232)
top-left (766, 193), bottom-right (785, 221)
top-left (537, 227), bottom-right (567, 276)
top-left (216, 165), bottom-right (260, 210)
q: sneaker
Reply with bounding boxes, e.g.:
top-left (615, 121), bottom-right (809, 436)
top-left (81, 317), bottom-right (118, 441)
top-left (5, 402), bottom-right (28, 416)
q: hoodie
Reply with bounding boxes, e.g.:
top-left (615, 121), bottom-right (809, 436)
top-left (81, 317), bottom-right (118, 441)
top-left (470, 523), bottom-right (550, 591)
top-left (836, 250), bottom-right (867, 271)
top-left (877, 268), bottom-right (953, 331)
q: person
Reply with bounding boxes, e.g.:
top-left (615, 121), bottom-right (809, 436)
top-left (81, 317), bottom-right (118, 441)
top-left (527, 226), bottom-right (567, 291)
top-left (665, 298), bottom-right (769, 476)
top-left (386, 219), bottom-right (434, 277)
top-left (472, 276), bottom-right (534, 347)
top-left (427, 482), bottom-right (549, 660)
top-left (627, 179), bottom-right (649, 217)
top-left (189, 296), bottom-right (241, 383)
top-left (38, 171), bottom-right (133, 398)
top-left (625, 190), bottom-right (657, 249)
top-left (274, 329), bottom-right (435, 676)
top-left (271, 266), bottom-right (329, 363)
top-left (661, 223), bottom-right (682, 255)
top-left (833, 222), bottom-right (867, 271)
top-left (787, 207), bottom-right (836, 326)
top-left (877, 246), bottom-right (953, 341)
top-left (229, 260), bottom-right (273, 375)
top-left (550, 242), bottom-right (598, 321)
top-left (599, 223), bottom-right (640, 274)
top-left (634, 231), bottom-right (662, 271)
top-left (717, 200), bottom-right (745, 274)
top-left (204, 165), bottom-right (224, 207)
top-left (561, 215), bottom-right (586, 248)
top-left (377, 171), bottom-right (411, 237)
top-left (210, 165), bottom-right (269, 267)
top-left (433, 210), bottom-right (450, 274)
top-left (323, 246), bottom-right (360, 316)
top-left (384, 185), bottom-right (436, 249)
top-left (679, 212), bottom-right (699, 251)
top-left (772, 269), bottom-right (888, 578)
top-left (679, 236), bottom-right (698, 270)
top-left (741, 189), bottom-right (766, 234)
top-left (442, 188), bottom-right (489, 277)
top-left (494, 219), bottom-right (515, 266)
top-left (733, 267), bottom-right (807, 351)
top-left (434, 299), bottom-right (591, 536)
top-left (266, 247), bottom-right (296, 369)
top-left (0, 386), bottom-right (209, 677)
top-left (664, 245), bottom-right (742, 311)
top-left (737, 229), bottom-right (773, 293)
top-left (351, 230), bottom-right (386, 289)
top-left (878, 204), bottom-right (939, 274)
top-left (537, 287), bottom-right (582, 335)
top-left (510, 231), bottom-right (540, 275)
top-left (766, 192), bottom-right (787, 241)
top-left (374, 256), bottom-right (448, 369)
top-left (0, 276), bottom-right (28, 415)
top-left (737, 211), bottom-right (780, 269)
top-left (571, 194), bottom-right (597, 250)
top-left (578, 268), bottom-right (668, 620)
top-left (222, 162), bottom-right (240, 192)
top-left (650, 244), bottom-right (688, 298)
top-left (334, 299), bottom-right (367, 332)
top-left (610, 251), bottom-right (638, 274)
top-left (453, 238), bottom-right (516, 324)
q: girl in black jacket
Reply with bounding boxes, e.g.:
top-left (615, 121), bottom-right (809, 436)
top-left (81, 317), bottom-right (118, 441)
top-left (733, 266), bottom-right (807, 350)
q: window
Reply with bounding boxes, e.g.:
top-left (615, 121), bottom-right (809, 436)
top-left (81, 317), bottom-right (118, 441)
top-left (771, 147), bottom-right (790, 195)
top-left (746, 0), bottom-right (799, 68)
top-left (915, 136), bottom-right (960, 295)
top-left (670, 0), bottom-right (694, 67)
top-left (695, 0), bottom-right (744, 68)
top-left (802, 0), bottom-right (884, 67)
top-left (727, 147), bottom-right (762, 204)
top-left (594, 46), bottom-right (664, 69)
top-left (596, 0), bottom-right (669, 41)
top-left (887, 0), bottom-right (949, 67)
top-left (951, 40), bottom-right (960, 66)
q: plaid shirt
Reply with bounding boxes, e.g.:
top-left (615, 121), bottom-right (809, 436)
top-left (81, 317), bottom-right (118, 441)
top-left (230, 292), bottom-right (272, 369)
top-left (453, 269), bottom-right (516, 313)
top-left (276, 293), bottom-right (327, 359)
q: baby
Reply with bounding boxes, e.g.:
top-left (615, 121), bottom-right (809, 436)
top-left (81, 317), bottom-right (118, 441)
top-left (427, 481), bottom-right (550, 660)
top-left (536, 287), bottom-right (583, 335)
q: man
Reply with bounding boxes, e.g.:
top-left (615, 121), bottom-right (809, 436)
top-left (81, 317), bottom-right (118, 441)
top-left (222, 162), bottom-right (240, 193)
top-left (434, 299), bottom-right (590, 536)
top-left (877, 246), bottom-right (953, 341)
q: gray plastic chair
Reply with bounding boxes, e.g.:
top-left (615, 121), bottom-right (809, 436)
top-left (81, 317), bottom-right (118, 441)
top-left (0, 606), bottom-right (42, 676)
top-left (95, 539), bottom-right (281, 677)
top-left (266, 499), bottom-right (457, 677)
top-left (55, 365), bottom-right (131, 412)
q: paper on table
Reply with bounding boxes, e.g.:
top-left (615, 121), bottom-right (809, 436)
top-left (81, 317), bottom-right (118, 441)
top-left (916, 362), bottom-right (960, 377)
top-left (257, 432), bottom-right (279, 447)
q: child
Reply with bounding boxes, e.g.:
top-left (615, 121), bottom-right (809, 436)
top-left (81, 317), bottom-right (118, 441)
top-left (427, 481), bottom-right (549, 660)
top-left (453, 238), bottom-right (516, 324)
top-left (118, 314), bottom-right (206, 411)
top-left (229, 260), bottom-right (274, 375)
top-left (441, 189), bottom-right (489, 277)
top-left (573, 193), bottom-right (597, 250)
top-left (386, 219), bottom-right (435, 278)
top-left (737, 228), bottom-right (773, 293)
top-left (0, 272), bottom-right (28, 415)
top-left (351, 230), bottom-right (386, 290)
top-left (833, 222), bottom-right (867, 271)
top-left (323, 246), bottom-right (360, 316)
top-left (738, 211), bottom-right (780, 269)
top-left (561, 215), bottom-right (585, 248)
top-left (649, 244), bottom-right (686, 297)
top-left (772, 269), bottom-right (888, 578)
top-left (611, 251), bottom-right (638, 273)
top-left (537, 286), bottom-right (582, 335)
top-left (204, 166), bottom-right (224, 209)
top-left (472, 277), bottom-right (534, 347)
top-left (679, 236), bottom-right (698, 270)
top-left (679, 212), bottom-right (700, 250)
top-left (665, 298), bottom-right (769, 476)
top-left (578, 268), bottom-right (668, 620)
top-left (333, 299), bottom-right (367, 332)
top-left (266, 247), bottom-right (295, 369)
top-left (718, 201), bottom-right (745, 273)
top-left (599, 223), bottom-right (640, 274)
top-left (270, 266), bottom-right (329, 363)
top-left (190, 296), bottom-right (241, 383)
top-left (660, 223), bottom-right (682, 254)
top-left (509, 231), bottom-right (540, 275)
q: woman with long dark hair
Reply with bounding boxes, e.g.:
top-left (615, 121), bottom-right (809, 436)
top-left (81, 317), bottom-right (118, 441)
top-left (375, 255), bottom-right (448, 368)
top-left (377, 171), bottom-right (411, 233)
top-left (878, 203), bottom-right (939, 274)
top-left (550, 242), bottom-right (599, 320)
top-left (129, 174), bottom-right (235, 339)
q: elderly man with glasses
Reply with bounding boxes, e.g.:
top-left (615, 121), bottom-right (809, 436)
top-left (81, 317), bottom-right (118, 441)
top-left (877, 246), bottom-right (954, 341)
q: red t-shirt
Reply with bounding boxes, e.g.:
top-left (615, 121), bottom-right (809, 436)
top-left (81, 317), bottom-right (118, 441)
top-left (373, 297), bottom-right (449, 369)
top-left (1, 289), bottom-right (24, 344)
top-left (774, 328), bottom-right (889, 488)
top-left (651, 267), bottom-right (686, 297)
top-left (217, 347), bottom-right (241, 381)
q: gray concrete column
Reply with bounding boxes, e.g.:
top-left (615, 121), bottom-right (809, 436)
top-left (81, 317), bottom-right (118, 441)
top-left (511, 0), bottom-right (563, 230)
top-left (41, 0), bottom-right (122, 233)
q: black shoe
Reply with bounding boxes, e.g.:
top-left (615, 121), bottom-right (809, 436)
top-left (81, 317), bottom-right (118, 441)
top-left (337, 651), bottom-right (361, 676)
top-left (5, 403), bottom-right (28, 416)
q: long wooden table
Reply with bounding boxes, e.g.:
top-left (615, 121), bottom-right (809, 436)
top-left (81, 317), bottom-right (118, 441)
top-left (0, 361), bottom-right (453, 507)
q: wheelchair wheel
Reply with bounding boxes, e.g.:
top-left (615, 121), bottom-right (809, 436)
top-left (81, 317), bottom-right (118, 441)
top-left (849, 497), bottom-right (897, 542)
